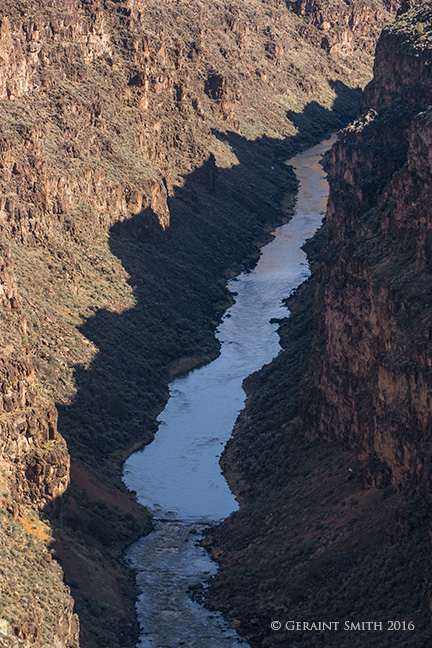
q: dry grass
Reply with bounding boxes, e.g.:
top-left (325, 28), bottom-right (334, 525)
top-left (0, 509), bottom-right (76, 648)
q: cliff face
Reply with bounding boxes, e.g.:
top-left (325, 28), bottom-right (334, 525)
top-left (0, 244), bottom-right (77, 648)
top-left (0, 353), bottom-right (68, 508)
top-left (301, 0), bottom-right (432, 492)
top-left (0, 0), bottom-right (397, 646)
top-left (205, 3), bottom-right (432, 647)
top-left (289, 0), bottom-right (390, 57)
top-left (0, 0), bottom-right (388, 242)
top-left (0, 246), bottom-right (67, 507)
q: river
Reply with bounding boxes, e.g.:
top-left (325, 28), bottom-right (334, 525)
top-left (122, 134), bottom-right (335, 647)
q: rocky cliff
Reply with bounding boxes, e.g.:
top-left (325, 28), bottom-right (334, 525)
top-left (206, 2), bottom-right (432, 647)
top-left (302, 0), bottom-right (432, 493)
top-left (0, 243), bottom-right (77, 648)
top-left (0, 0), bottom-right (398, 646)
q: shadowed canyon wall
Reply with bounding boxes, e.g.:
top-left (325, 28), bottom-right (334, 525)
top-left (206, 2), bottom-right (432, 647)
top-left (302, 0), bottom-right (432, 493)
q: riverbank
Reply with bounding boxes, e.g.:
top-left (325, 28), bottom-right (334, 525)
top-left (57, 125), bottom-right (357, 648)
top-left (204, 222), bottom-right (432, 648)
top-left (121, 137), bottom-right (333, 647)
top-left (204, 6), bottom-right (432, 643)
top-left (56, 104), bottom-right (379, 648)
top-left (54, 129), bottom-right (307, 648)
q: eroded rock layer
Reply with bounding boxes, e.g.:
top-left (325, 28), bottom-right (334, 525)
top-left (302, 0), bottom-right (432, 492)
top-left (0, 0), bottom-right (397, 646)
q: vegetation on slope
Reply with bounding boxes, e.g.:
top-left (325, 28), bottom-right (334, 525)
top-left (206, 3), bottom-right (432, 647)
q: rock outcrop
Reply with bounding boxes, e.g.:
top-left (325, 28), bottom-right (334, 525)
top-left (289, 0), bottom-right (388, 57)
top-left (0, 354), bottom-right (69, 508)
top-left (301, 0), bottom-right (432, 492)
top-left (0, 245), bottom-right (19, 309)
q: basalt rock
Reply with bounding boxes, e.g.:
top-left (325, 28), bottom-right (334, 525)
top-left (0, 244), bottom-right (19, 309)
top-left (0, 352), bottom-right (69, 505)
top-left (289, 0), bottom-right (387, 57)
top-left (301, 0), bottom-right (432, 493)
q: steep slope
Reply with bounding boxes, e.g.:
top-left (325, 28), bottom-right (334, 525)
top-left (0, 0), bottom-right (397, 646)
top-left (206, 2), bottom-right (432, 647)
top-left (302, 0), bottom-right (432, 492)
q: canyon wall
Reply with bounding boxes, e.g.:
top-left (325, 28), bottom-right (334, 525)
top-left (207, 2), bottom-right (432, 647)
top-left (0, 244), bottom-right (78, 648)
top-left (302, 0), bottom-right (432, 492)
top-left (0, 0), bottom-right (397, 646)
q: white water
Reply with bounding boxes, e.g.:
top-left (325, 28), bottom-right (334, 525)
top-left (123, 135), bottom-right (335, 647)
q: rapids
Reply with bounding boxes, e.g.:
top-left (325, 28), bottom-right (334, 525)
top-left (123, 135), bottom-right (335, 647)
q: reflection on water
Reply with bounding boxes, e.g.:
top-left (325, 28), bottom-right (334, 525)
top-left (123, 135), bottom-right (335, 647)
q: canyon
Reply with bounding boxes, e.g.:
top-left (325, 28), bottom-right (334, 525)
top-left (206, 1), bottom-right (432, 647)
top-left (2, 0), bottom-right (430, 647)
top-left (122, 136), bottom-right (334, 648)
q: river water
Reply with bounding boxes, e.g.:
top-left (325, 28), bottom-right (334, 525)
top-left (123, 135), bottom-right (335, 648)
